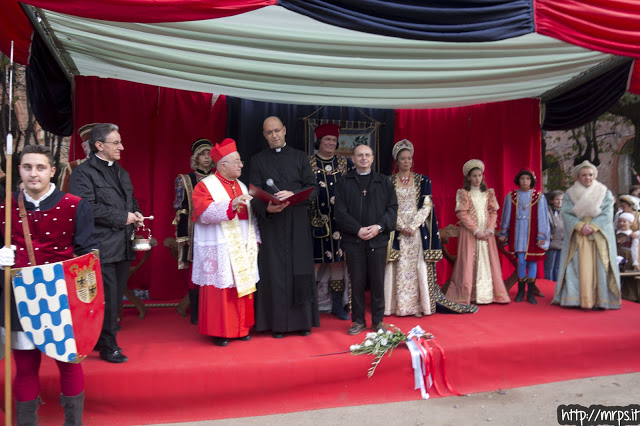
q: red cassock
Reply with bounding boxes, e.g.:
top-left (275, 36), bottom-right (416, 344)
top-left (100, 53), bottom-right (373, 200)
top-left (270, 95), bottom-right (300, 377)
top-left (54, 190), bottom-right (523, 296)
top-left (191, 175), bottom-right (254, 339)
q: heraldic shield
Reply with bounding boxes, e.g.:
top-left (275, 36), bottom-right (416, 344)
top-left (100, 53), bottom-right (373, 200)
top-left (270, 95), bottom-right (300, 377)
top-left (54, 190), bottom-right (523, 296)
top-left (11, 250), bottom-right (104, 363)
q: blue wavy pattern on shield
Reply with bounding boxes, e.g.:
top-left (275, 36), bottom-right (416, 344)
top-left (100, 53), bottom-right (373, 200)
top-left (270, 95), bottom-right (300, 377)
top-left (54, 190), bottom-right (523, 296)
top-left (13, 263), bottom-right (79, 362)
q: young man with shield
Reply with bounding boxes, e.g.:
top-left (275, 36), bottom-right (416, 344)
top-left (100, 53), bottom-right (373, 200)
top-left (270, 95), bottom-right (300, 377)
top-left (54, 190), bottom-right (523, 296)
top-left (0, 145), bottom-right (98, 425)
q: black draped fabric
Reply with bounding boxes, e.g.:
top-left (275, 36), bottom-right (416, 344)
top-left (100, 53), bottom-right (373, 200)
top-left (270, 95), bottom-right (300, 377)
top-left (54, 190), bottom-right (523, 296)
top-left (225, 97), bottom-right (395, 183)
top-left (279, 0), bottom-right (533, 42)
top-left (26, 31), bottom-right (73, 136)
top-left (250, 145), bottom-right (320, 333)
top-left (542, 61), bottom-right (632, 131)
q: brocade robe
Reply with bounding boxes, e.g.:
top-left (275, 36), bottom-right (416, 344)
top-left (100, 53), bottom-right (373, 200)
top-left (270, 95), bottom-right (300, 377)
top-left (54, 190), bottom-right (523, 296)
top-left (385, 174), bottom-right (477, 315)
top-left (445, 187), bottom-right (509, 305)
top-left (173, 169), bottom-right (212, 269)
top-left (308, 154), bottom-right (353, 263)
top-left (552, 181), bottom-right (621, 309)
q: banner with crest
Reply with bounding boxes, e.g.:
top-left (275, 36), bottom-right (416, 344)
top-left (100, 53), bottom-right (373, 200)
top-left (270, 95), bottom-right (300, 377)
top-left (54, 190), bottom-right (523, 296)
top-left (304, 114), bottom-right (382, 171)
top-left (11, 250), bottom-right (104, 363)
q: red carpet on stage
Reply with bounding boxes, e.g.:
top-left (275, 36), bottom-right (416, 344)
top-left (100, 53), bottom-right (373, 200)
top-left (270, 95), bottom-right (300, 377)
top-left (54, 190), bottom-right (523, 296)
top-left (2, 279), bottom-right (640, 425)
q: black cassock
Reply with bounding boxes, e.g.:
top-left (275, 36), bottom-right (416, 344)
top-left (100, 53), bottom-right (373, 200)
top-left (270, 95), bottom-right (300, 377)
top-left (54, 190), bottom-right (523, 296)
top-left (250, 145), bottom-right (319, 333)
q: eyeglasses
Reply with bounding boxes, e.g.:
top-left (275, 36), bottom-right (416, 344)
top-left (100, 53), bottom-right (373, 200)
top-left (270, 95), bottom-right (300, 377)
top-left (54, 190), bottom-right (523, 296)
top-left (221, 160), bottom-right (245, 166)
top-left (263, 127), bottom-right (283, 137)
top-left (100, 140), bottom-right (124, 147)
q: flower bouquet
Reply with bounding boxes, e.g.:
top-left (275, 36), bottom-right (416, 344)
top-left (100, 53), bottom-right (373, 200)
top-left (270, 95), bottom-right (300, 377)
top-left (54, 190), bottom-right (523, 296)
top-left (349, 323), bottom-right (419, 378)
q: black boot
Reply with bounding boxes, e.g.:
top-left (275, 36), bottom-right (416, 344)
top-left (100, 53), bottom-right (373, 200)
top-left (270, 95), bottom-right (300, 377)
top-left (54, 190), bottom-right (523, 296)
top-left (526, 279), bottom-right (538, 305)
top-left (60, 391), bottom-right (84, 426)
top-left (188, 289), bottom-right (199, 325)
top-left (514, 279), bottom-right (526, 302)
top-left (331, 291), bottom-right (350, 320)
top-left (16, 398), bottom-right (39, 426)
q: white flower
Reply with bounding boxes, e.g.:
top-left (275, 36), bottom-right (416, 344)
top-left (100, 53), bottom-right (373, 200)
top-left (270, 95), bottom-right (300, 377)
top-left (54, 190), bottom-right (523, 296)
top-left (386, 330), bottom-right (392, 335)
top-left (350, 345), bottom-right (356, 351)
top-left (366, 332), bottom-right (377, 339)
top-left (364, 340), bottom-right (373, 347)
top-left (377, 329), bottom-right (383, 335)
top-left (381, 338), bottom-right (388, 346)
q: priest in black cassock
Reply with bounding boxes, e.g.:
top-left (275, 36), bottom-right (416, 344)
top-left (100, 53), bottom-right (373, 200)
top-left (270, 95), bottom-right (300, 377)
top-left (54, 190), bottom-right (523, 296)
top-left (334, 144), bottom-right (398, 335)
top-left (250, 116), bottom-right (320, 338)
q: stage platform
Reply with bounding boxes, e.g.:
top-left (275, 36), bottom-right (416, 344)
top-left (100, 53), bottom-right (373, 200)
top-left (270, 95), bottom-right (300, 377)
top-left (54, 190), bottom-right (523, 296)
top-left (2, 279), bottom-right (640, 425)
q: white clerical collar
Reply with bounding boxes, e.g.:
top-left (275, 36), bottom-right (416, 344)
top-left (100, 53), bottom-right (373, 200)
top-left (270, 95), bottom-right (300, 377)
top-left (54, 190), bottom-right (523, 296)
top-left (95, 153), bottom-right (114, 166)
top-left (356, 170), bottom-right (372, 175)
top-left (24, 183), bottom-right (56, 209)
top-left (274, 143), bottom-right (287, 153)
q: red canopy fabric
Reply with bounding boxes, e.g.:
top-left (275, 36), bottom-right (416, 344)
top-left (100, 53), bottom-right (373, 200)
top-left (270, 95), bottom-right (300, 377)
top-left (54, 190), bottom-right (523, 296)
top-left (1, 0), bottom-right (275, 64)
top-left (536, 0), bottom-right (640, 94)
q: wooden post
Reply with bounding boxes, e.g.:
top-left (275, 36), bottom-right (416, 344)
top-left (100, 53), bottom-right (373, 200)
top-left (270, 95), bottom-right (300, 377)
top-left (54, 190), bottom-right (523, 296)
top-left (4, 40), bottom-right (14, 426)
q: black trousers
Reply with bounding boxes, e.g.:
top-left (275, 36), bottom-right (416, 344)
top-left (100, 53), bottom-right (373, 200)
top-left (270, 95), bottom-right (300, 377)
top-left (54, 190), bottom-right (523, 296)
top-left (343, 242), bottom-right (386, 325)
top-left (98, 260), bottom-right (131, 352)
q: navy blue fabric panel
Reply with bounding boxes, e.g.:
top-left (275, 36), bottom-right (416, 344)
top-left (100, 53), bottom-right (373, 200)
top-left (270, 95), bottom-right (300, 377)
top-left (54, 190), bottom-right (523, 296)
top-left (26, 31), bottom-right (73, 136)
top-left (542, 61), bottom-right (632, 131)
top-left (225, 97), bottom-right (396, 178)
top-left (279, 0), bottom-right (533, 42)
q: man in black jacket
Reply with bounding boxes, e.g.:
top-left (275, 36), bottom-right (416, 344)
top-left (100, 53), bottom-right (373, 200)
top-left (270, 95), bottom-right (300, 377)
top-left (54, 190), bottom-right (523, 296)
top-left (70, 123), bottom-right (144, 363)
top-left (334, 144), bottom-right (397, 335)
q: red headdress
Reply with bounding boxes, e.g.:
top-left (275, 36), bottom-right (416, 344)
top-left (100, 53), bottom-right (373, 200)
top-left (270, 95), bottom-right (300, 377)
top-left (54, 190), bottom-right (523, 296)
top-left (211, 138), bottom-right (237, 163)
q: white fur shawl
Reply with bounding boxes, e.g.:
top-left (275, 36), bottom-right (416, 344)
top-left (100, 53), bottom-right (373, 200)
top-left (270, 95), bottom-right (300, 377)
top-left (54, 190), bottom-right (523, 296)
top-left (566, 180), bottom-right (607, 219)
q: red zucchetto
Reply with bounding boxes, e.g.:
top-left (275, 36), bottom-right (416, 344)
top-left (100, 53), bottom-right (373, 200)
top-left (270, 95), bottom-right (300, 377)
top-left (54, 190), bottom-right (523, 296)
top-left (211, 138), bottom-right (237, 162)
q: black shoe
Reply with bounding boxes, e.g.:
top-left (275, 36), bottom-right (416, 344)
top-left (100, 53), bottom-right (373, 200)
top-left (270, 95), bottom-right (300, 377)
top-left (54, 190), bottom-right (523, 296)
top-left (212, 337), bottom-right (229, 347)
top-left (237, 335), bottom-right (251, 341)
top-left (272, 332), bottom-right (285, 339)
top-left (94, 343), bottom-right (122, 352)
top-left (526, 281), bottom-right (538, 305)
top-left (298, 330), bottom-right (311, 336)
top-left (100, 350), bottom-right (128, 364)
top-left (347, 322), bottom-right (367, 335)
top-left (514, 281), bottom-right (526, 302)
top-left (371, 323), bottom-right (387, 333)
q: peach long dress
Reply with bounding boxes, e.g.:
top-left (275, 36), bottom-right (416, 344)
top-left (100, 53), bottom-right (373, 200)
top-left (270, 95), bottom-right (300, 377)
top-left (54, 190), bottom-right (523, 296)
top-left (445, 187), bottom-right (510, 305)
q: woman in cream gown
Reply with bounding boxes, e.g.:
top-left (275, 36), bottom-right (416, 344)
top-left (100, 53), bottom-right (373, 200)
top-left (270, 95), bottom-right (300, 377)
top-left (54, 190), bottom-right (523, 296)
top-left (445, 159), bottom-right (510, 305)
top-left (384, 140), bottom-right (477, 316)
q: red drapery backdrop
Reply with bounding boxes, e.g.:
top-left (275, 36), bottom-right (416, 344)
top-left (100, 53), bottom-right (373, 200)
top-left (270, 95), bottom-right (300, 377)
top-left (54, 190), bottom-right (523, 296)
top-left (73, 76), bottom-right (227, 299)
top-left (74, 78), bottom-right (541, 298)
top-left (395, 98), bottom-right (543, 282)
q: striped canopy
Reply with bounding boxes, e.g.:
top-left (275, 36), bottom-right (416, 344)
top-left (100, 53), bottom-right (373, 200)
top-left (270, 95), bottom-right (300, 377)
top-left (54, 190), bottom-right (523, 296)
top-left (1, 0), bottom-right (639, 109)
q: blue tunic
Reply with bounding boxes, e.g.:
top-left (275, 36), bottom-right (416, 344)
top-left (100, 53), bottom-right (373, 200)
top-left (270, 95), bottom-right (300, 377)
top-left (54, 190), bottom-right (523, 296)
top-left (499, 189), bottom-right (550, 252)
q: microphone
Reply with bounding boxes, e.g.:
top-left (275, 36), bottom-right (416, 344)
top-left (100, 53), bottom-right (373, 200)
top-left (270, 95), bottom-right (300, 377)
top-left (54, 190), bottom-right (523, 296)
top-left (266, 179), bottom-right (281, 193)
